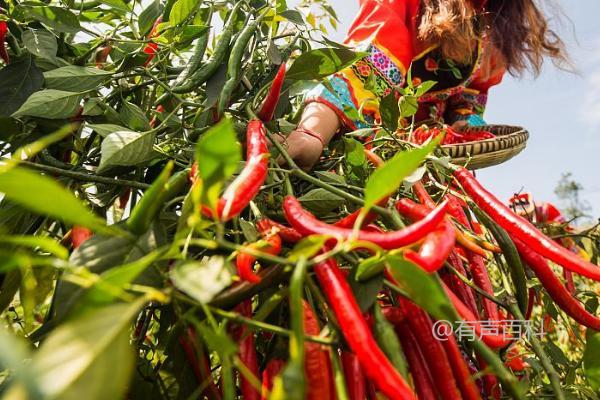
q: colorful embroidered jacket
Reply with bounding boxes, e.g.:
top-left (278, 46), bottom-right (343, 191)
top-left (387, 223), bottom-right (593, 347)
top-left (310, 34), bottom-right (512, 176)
top-left (306, 0), bottom-right (506, 130)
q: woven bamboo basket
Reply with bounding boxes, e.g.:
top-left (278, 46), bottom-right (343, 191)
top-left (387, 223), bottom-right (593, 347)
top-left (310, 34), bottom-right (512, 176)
top-left (442, 125), bottom-right (529, 170)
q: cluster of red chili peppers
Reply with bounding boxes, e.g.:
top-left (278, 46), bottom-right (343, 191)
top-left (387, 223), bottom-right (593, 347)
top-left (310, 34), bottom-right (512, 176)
top-left (169, 69), bottom-right (600, 399)
top-left (412, 125), bottom-right (495, 145)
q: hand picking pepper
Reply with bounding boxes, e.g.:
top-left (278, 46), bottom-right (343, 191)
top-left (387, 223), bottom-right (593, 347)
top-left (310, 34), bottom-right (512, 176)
top-left (257, 63), bottom-right (287, 122)
top-left (202, 120), bottom-right (269, 221)
top-left (283, 196), bottom-right (448, 250)
top-left (454, 167), bottom-right (600, 281)
top-left (314, 258), bottom-right (417, 400)
top-left (0, 21), bottom-right (9, 64)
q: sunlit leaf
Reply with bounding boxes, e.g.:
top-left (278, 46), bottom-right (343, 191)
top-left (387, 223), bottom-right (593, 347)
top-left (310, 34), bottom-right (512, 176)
top-left (170, 256), bottom-right (233, 304)
top-left (12, 89), bottom-right (83, 119)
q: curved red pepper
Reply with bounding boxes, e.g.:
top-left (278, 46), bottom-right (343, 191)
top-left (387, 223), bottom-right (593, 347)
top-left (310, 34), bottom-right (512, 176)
top-left (398, 298), bottom-right (462, 399)
top-left (143, 18), bottom-right (162, 66)
top-left (178, 327), bottom-right (221, 400)
top-left (256, 218), bottom-right (303, 243)
top-left (236, 232), bottom-right (281, 283)
top-left (257, 64), bottom-right (286, 122)
top-left (303, 300), bottom-right (334, 400)
top-left (314, 258), bottom-right (416, 400)
top-left (513, 237), bottom-right (600, 330)
top-left (235, 301), bottom-right (260, 400)
top-left (0, 21), bottom-right (9, 64)
top-left (260, 358), bottom-right (285, 400)
top-left (440, 329), bottom-right (482, 400)
top-left (341, 351), bottom-right (367, 400)
top-left (467, 251), bottom-right (500, 321)
top-left (454, 167), bottom-right (600, 281)
top-left (283, 196), bottom-right (448, 250)
top-left (395, 199), bottom-right (456, 272)
top-left (394, 321), bottom-right (437, 400)
top-left (443, 252), bottom-right (480, 316)
top-left (443, 281), bottom-right (512, 349)
top-left (95, 45), bottom-right (112, 68)
top-left (202, 120), bottom-right (269, 221)
top-left (71, 226), bottom-right (93, 249)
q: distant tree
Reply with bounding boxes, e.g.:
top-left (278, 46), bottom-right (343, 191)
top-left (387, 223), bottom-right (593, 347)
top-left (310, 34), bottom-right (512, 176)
top-left (554, 172), bottom-right (592, 223)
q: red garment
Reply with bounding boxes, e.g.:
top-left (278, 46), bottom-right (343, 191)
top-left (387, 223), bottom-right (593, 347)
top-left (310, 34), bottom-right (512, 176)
top-left (306, 0), bottom-right (506, 129)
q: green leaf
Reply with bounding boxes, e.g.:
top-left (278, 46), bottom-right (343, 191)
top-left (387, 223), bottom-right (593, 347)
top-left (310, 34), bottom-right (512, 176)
top-left (0, 167), bottom-right (109, 234)
top-left (170, 0), bottom-right (199, 25)
top-left (12, 89), bottom-right (83, 119)
top-left (355, 255), bottom-right (385, 281)
top-left (0, 55), bottom-right (44, 117)
top-left (86, 123), bottom-right (129, 137)
top-left (279, 10), bottom-right (304, 25)
top-left (380, 91), bottom-right (400, 132)
top-left (287, 47), bottom-right (367, 80)
top-left (386, 255), bottom-right (455, 321)
top-left (363, 138), bottom-right (439, 210)
top-left (399, 95), bottom-right (418, 118)
top-left (0, 235), bottom-right (68, 259)
top-left (343, 137), bottom-right (366, 168)
top-left (138, 0), bottom-right (162, 36)
top-left (584, 330), bottom-right (600, 391)
top-left (98, 130), bottom-right (157, 172)
top-left (288, 236), bottom-right (329, 263)
top-left (44, 66), bottom-right (112, 92)
top-left (170, 256), bottom-right (233, 304)
top-left (22, 29), bottom-right (58, 59)
top-left (349, 265), bottom-right (383, 312)
top-left (197, 322), bottom-right (238, 358)
top-left (414, 81), bottom-right (437, 97)
top-left (82, 98), bottom-right (105, 116)
top-left (23, 6), bottom-right (81, 34)
top-left (195, 117), bottom-right (241, 208)
top-left (298, 188), bottom-right (345, 216)
top-left (30, 301), bottom-right (143, 400)
top-left (119, 101), bottom-right (151, 131)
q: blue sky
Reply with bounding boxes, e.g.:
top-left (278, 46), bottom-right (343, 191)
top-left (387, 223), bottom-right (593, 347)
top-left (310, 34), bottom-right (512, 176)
top-left (313, 0), bottom-right (600, 217)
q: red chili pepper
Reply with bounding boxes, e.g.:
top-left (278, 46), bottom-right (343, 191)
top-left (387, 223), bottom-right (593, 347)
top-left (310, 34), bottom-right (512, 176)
top-left (202, 120), bottom-right (269, 221)
top-left (256, 218), bottom-right (303, 243)
top-left (440, 329), bottom-right (482, 400)
top-left (0, 21), bottom-right (9, 64)
top-left (314, 258), bottom-right (416, 399)
top-left (467, 251), bottom-right (500, 321)
top-left (118, 188), bottom-right (131, 209)
top-left (235, 301), bottom-right (260, 400)
top-left (71, 226), bottom-right (93, 249)
top-left (260, 359), bottom-right (285, 400)
top-left (341, 351), bottom-right (367, 400)
top-left (505, 345), bottom-right (529, 372)
top-left (283, 196), bottom-right (448, 250)
top-left (395, 199), bottom-right (456, 272)
top-left (477, 356), bottom-right (501, 400)
top-left (303, 300), bottom-right (334, 400)
top-left (454, 167), bottom-right (600, 281)
top-left (398, 298), bottom-right (462, 399)
top-left (143, 18), bottom-right (162, 66)
top-left (149, 105), bottom-right (164, 129)
top-left (394, 321), bottom-right (437, 400)
top-left (178, 327), bottom-right (221, 400)
top-left (444, 251), bottom-right (480, 316)
top-left (442, 281), bottom-right (512, 349)
top-left (563, 269), bottom-right (576, 295)
top-left (95, 44), bottom-right (112, 68)
top-left (236, 231), bottom-right (281, 283)
top-left (257, 64), bottom-right (286, 122)
top-left (524, 288), bottom-right (536, 320)
top-left (513, 237), bottom-right (600, 330)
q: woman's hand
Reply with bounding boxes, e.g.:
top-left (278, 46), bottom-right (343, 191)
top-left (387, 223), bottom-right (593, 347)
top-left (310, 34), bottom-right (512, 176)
top-left (276, 102), bottom-right (341, 170)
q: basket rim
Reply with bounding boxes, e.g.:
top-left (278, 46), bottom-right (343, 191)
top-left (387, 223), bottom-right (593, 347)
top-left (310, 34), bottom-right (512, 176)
top-left (441, 125), bottom-right (528, 148)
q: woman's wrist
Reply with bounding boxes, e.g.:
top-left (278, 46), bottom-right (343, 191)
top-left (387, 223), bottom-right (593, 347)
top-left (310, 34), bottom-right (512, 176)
top-left (294, 127), bottom-right (325, 148)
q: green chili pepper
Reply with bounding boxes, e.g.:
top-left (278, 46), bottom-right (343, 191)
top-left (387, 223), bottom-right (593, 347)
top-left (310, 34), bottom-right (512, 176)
top-left (170, 1), bottom-right (243, 95)
top-left (373, 304), bottom-right (408, 379)
top-left (127, 161), bottom-right (187, 235)
top-left (473, 206), bottom-right (529, 315)
top-left (217, 12), bottom-right (265, 115)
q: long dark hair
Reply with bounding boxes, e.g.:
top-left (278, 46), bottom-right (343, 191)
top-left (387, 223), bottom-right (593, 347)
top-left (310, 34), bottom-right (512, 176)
top-left (418, 0), bottom-right (568, 76)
